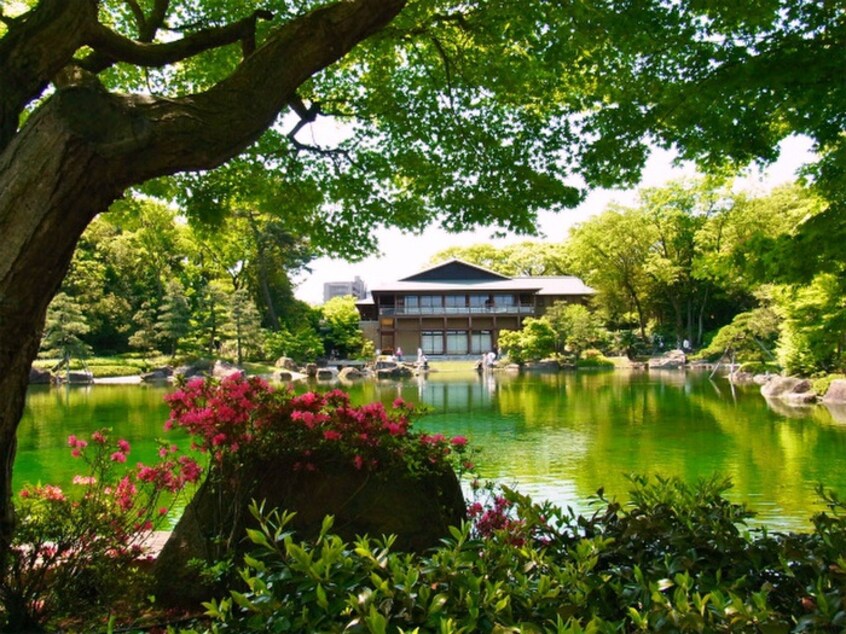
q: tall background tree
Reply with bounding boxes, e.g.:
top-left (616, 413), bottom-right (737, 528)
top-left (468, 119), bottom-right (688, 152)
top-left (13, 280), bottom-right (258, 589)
top-left (0, 0), bottom-right (842, 569)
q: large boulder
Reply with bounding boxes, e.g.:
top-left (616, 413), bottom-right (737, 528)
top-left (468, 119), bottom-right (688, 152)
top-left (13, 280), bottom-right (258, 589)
top-left (648, 349), bottom-right (687, 370)
top-left (140, 366), bottom-right (173, 382)
top-left (52, 370), bottom-right (93, 384)
top-left (29, 366), bottom-right (51, 384)
top-left (212, 360), bottom-right (245, 379)
top-left (274, 356), bottom-right (297, 371)
top-left (174, 359), bottom-right (213, 379)
top-left (274, 369), bottom-right (294, 382)
top-left (760, 376), bottom-right (816, 403)
top-left (375, 364), bottom-right (413, 379)
top-left (154, 457), bottom-right (465, 605)
top-left (823, 379), bottom-right (846, 404)
top-left (339, 366), bottom-right (363, 380)
top-left (316, 366), bottom-right (339, 381)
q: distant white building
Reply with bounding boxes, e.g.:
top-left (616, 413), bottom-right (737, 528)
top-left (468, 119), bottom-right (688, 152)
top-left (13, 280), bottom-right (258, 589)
top-left (323, 276), bottom-right (367, 303)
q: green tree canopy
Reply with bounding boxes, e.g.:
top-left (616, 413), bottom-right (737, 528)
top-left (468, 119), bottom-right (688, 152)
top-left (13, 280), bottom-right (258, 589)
top-left (320, 295), bottom-right (367, 360)
top-left (431, 241), bottom-right (570, 277)
top-left (1, 0), bottom-right (843, 576)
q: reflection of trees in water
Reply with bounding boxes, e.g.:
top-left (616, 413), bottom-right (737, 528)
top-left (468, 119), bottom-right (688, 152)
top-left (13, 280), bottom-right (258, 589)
top-left (343, 372), bottom-right (846, 530)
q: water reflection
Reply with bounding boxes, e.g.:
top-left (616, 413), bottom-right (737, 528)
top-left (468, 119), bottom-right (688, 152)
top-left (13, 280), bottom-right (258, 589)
top-left (344, 369), bottom-right (846, 530)
top-left (18, 370), bottom-right (846, 531)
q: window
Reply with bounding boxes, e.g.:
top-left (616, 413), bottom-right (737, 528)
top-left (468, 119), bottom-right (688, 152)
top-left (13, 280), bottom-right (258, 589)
top-left (470, 330), bottom-right (492, 354)
top-left (446, 331), bottom-right (468, 354)
top-left (420, 296), bottom-right (443, 314)
top-left (494, 294), bottom-right (515, 307)
top-left (421, 331), bottom-right (444, 355)
top-left (445, 295), bottom-right (465, 308)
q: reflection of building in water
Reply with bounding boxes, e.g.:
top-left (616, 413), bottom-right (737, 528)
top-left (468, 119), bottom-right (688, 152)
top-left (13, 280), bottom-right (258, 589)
top-left (356, 259), bottom-right (594, 356)
top-left (418, 376), bottom-right (499, 411)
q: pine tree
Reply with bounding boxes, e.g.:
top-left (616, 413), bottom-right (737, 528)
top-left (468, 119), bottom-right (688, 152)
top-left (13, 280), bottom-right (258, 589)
top-left (156, 280), bottom-right (191, 359)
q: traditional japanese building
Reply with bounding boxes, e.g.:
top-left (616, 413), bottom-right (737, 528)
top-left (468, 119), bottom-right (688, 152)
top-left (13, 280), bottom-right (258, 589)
top-left (356, 259), bottom-right (595, 356)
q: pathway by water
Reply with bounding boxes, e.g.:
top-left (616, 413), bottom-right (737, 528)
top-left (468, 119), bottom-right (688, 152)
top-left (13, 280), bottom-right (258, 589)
top-left (17, 369), bottom-right (846, 531)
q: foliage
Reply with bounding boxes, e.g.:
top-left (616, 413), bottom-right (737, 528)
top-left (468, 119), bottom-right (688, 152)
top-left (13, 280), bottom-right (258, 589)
top-left (156, 279), bottom-right (192, 359)
top-left (575, 350), bottom-right (615, 369)
top-left (319, 295), bottom-right (368, 360)
top-left (697, 305), bottom-right (781, 365)
top-left (228, 287), bottom-right (265, 365)
top-left (545, 303), bottom-right (608, 360)
top-left (773, 274), bottom-right (846, 375)
top-left (497, 318), bottom-right (557, 365)
top-left (265, 327), bottom-right (325, 364)
top-left (1, 430), bottom-right (202, 632)
top-left (39, 292), bottom-right (92, 367)
top-left (431, 242), bottom-right (570, 276)
top-left (566, 180), bottom-right (821, 348)
top-left (188, 476), bottom-right (846, 633)
top-left (812, 374), bottom-right (846, 398)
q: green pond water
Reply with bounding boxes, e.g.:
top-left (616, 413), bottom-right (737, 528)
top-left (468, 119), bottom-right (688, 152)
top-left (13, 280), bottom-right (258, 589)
top-left (17, 370), bottom-right (846, 531)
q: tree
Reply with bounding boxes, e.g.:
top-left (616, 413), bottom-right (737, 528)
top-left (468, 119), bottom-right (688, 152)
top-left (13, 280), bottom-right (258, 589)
top-left (431, 241), bottom-right (569, 277)
top-left (39, 292), bottom-right (92, 372)
top-left (190, 279), bottom-right (232, 358)
top-left (229, 287), bottom-right (264, 366)
top-left (498, 318), bottom-right (557, 365)
top-left (320, 295), bottom-right (367, 359)
top-left (773, 275), bottom-right (846, 375)
top-left (545, 303), bottom-right (607, 360)
top-left (0, 0), bottom-right (842, 574)
top-left (155, 279), bottom-right (191, 359)
top-left (697, 303), bottom-right (781, 367)
top-left (128, 301), bottom-right (159, 357)
top-left (567, 207), bottom-right (659, 338)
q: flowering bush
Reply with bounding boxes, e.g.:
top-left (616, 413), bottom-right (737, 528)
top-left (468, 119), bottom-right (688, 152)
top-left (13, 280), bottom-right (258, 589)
top-left (1, 430), bottom-right (201, 632)
top-left (165, 376), bottom-right (471, 478)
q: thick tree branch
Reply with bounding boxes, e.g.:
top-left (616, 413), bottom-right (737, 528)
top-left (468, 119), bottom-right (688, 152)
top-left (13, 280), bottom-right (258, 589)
top-left (110, 0), bottom-right (406, 179)
top-left (79, 10), bottom-right (274, 73)
top-left (0, 0), bottom-right (96, 151)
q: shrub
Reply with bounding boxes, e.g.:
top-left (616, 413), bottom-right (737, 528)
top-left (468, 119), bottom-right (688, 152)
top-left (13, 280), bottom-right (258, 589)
top-left (812, 373), bottom-right (846, 397)
top-left (575, 349), bottom-right (614, 368)
top-left (1, 431), bottom-right (202, 632)
top-left (187, 476), bottom-right (846, 633)
top-left (164, 376), bottom-right (472, 478)
top-left (159, 377), bottom-right (474, 586)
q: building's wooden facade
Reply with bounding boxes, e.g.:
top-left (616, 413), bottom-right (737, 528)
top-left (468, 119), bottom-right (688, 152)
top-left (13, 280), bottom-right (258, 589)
top-left (357, 260), bottom-right (595, 356)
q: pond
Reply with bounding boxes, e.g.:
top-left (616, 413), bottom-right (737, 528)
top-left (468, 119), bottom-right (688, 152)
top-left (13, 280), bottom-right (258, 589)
top-left (17, 369), bottom-right (846, 531)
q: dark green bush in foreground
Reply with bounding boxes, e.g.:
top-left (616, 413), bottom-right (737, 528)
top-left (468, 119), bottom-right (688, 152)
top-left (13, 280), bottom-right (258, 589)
top-left (185, 476), bottom-right (846, 633)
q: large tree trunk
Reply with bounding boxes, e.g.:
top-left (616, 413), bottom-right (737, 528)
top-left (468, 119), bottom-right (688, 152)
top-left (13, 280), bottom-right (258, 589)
top-left (0, 0), bottom-right (405, 568)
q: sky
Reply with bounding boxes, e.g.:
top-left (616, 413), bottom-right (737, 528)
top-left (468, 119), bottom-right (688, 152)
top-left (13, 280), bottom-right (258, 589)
top-left (293, 136), bottom-right (815, 305)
